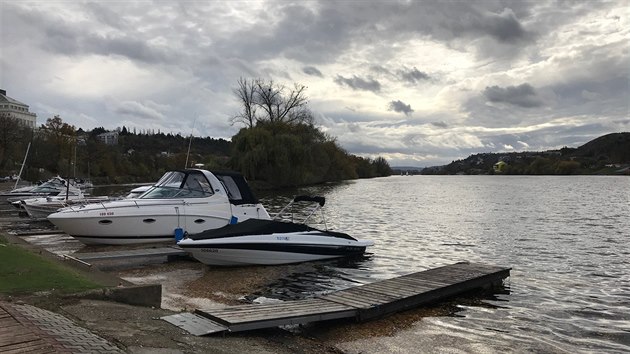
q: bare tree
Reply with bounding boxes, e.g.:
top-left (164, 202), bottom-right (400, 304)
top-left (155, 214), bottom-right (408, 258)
top-left (231, 78), bottom-right (311, 127)
top-left (230, 77), bottom-right (258, 128)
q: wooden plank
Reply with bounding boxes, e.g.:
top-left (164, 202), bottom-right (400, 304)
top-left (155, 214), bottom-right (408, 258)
top-left (196, 298), bottom-right (357, 331)
top-left (369, 280), bottom-right (445, 294)
top-left (200, 298), bottom-right (349, 317)
top-left (210, 302), bottom-right (353, 323)
top-left (348, 282), bottom-right (428, 299)
top-left (321, 287), bottom-right (401, 308)
top-left (1, 340), bottom-right (53, 353)
top-left (0, 333), bottom-right (41, 347)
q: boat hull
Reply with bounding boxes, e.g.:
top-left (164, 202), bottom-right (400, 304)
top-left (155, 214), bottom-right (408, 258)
top-left (178, 232), bottom-right (373, 265)
top-left (48, 200), bottom-right (269, 245)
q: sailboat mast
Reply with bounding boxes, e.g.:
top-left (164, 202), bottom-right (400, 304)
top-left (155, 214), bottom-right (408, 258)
top-left (184, 120), bottom-right (195, 168)
top-left (14, 142), bottom-right (31, 190)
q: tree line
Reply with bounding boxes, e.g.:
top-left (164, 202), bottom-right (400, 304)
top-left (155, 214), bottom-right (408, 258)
top-left (0, 78), bottom-right (392, 187)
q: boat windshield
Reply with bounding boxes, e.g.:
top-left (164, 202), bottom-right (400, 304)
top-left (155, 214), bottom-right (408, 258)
top-left (29, 178), bottom-right (67, 193)
top-left (140, 171), bottom-right (214, 199)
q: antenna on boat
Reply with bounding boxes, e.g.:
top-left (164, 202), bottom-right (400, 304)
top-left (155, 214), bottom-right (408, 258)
top-left (185, 119), bottom-right (196, 168)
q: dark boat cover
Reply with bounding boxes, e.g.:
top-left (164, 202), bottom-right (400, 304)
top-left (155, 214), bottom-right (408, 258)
top-left (188, 218), bottom-right (357, 241)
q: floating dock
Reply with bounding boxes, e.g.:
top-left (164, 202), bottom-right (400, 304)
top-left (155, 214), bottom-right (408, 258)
top-left (163, 262), bottom-right (511, 335)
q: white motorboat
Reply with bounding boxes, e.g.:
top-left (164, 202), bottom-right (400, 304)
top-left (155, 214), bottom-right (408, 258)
top-left (21, 195), bottom-right (111, 219)
top-left (21, 184), bottom-right (154, 219)
top-left (178, 196), bottom-right (374, 266)
top-left (47, 169), bottom-right (271, 245)
top-left (2, 176), bottom-right (82, 202)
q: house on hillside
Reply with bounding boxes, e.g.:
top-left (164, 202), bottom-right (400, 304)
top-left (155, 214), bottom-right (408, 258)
top-left (97, 131), bottom-right (119, 145)
top-left (493, 161), bottom-right (507, 173)
top-left (0, 89), bottom-right (37, 128)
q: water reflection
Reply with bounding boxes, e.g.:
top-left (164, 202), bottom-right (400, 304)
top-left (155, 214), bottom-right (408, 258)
top-left (255, 176), bottom-right (629, 353)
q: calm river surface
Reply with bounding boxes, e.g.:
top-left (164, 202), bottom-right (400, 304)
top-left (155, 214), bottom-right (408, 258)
top-left (258, 175), bottom-right (629, 353)
top-left (10, 175), bottom-right (629, 353)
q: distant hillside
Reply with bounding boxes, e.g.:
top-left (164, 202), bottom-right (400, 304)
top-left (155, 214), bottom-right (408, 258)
top-left (422, 132), bottom-right (630, 175)
top-left (391, 166), bottom-right (424, 175)
top-left (569, 132), bottom-right (630, 163)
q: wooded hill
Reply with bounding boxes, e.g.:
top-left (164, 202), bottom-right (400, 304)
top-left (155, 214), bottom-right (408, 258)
top-left (420, 132), bottom-right (630, 175)
top-left (0, 117), bottom-right (392, 188)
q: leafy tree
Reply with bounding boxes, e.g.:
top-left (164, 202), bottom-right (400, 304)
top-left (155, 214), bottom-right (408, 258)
top-left (0, 112), bottom-right (24, 171)
top-left (555, 160), bottom-right (581, 175)
top-left (373, 156), bottom-right (393, 176)
top-left (40, 115), bottom-right (76, 173)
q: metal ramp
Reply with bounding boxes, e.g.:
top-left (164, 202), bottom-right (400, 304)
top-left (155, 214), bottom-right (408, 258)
top-left (162, 312), bottom-right (228, 336)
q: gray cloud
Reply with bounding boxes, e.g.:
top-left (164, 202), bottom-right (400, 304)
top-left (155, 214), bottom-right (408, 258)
top-left (1, 1), bottom-right (626, 168)
top-left (388, 100), bottom-right (414, 116)
top-left (112, 101), bottom-right (166, 121)
top-left (334, 75), bottom-right (381, 92)
top-left (483, 83), bottom-right (543, 108)
top-left (473, 8), bottom-right (530, 43)
top-left (431, 121), bottom-right (448, 128)
top-left (303, 66), bottom-right (323, 77)
top-left (398, 67), bottom-right (430, 84)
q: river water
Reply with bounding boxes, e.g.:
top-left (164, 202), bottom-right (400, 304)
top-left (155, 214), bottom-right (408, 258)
top-left (257, 175), bottom-right (629, 353)
top-left (7, 176), bottom-right (629, 352)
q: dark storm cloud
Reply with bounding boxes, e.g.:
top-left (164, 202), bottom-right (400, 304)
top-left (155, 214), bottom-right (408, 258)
top-left (388, 100), bottom-right (414, 116)
top-left (397, 67), bottom-right (430, 84)
top-left (303, 66), bottom-right (324, 77)
top-left (84, 35), bottom-right (175, 64)
top-left (483, 83), bottom-right (543, 108)
top-left (431, 121), bottom-right (448, 128)
top-left (471, 8), bottom-right (530, 43)
top-left (334, 75), bottom-right (381, 92)
top-left (213, 1), bottom-right (537, 65)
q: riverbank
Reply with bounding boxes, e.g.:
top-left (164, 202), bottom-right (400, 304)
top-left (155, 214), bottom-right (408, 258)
top-left (0, 229), bottom-right (346, 353)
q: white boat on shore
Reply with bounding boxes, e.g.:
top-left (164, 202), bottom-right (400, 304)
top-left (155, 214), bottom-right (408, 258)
top-left (2, 176), bottom-right (82, 203)
top-left (178, 196), bottom-right (374, 266)
top-left (20, 195), bottom-right (111, 219)
top-left (47, 169), bottom-right (271, 245)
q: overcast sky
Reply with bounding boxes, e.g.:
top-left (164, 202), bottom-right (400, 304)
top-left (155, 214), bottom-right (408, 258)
top-left (1, 1), bottom-right (628, 167)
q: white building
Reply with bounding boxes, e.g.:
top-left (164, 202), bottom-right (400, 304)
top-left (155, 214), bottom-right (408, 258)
top-left (97, 131), bottom-right (119, 145)
top-left (0, 89), bottom-right (37, 128)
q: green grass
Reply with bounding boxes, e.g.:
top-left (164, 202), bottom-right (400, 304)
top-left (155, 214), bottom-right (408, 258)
top-left (0, 236), bottom-right (102, 294)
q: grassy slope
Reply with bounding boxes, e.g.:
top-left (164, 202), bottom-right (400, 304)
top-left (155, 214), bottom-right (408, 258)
top-left (0, 235), bottom-right (101, 294)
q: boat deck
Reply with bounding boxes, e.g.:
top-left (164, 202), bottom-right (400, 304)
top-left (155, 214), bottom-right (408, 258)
top-left (163, 262), bottom-right (511, 335)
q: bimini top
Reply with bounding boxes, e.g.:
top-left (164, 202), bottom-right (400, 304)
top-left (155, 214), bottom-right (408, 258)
top-left (213, 171), bottom-right (260, 205)
top-left (187, 218), bottom-right (357, 241)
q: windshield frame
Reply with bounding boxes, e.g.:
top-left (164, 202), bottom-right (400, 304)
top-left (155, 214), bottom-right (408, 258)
top-left (139, 170), bottom-right (215, 199)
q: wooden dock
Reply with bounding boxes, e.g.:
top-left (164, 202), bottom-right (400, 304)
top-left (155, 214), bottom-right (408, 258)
top-left (163, 262), bottom-right (510, 335)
